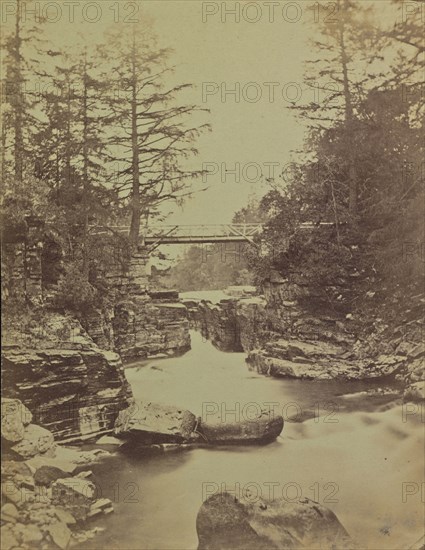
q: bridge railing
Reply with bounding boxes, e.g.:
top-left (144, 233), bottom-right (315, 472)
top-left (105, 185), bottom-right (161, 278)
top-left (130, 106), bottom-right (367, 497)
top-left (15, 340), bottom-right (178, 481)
top-left (88, 221), bottom-right (336, 242)
top-left (145, 223), bottom-right (262, 238)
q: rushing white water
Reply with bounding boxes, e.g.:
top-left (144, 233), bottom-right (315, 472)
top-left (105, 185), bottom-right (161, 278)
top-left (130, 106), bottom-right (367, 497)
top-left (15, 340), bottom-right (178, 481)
top-left (81, 331), bottom-right (424, 550)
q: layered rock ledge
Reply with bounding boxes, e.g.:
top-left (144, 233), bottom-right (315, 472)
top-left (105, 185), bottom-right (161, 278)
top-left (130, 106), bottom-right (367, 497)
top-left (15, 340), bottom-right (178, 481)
top-left (2, 314), bottom-right (134, 442)
top-left (184, 283), bottom-right (424, 398)
top-left (247, 338), bottom-right (406, 381)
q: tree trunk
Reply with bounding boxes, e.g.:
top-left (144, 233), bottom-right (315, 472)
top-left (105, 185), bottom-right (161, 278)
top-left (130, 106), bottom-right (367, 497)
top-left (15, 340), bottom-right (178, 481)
top-left (14, 0), bottom-right (23, 181)
top-left (129, 32), bottom-right (141, 248)
top-left (338, 0), bottom-right (357, 216)
top-left (65, 74), bottom-right (72, 187)
top-left (82, 52), bottom-right (90, 277)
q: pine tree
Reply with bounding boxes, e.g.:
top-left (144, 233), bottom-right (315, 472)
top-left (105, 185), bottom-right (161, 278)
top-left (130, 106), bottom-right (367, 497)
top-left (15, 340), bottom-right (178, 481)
top-left (293, 0), bottom-right (386, 216)
top-left (1, 0), bottom-right (46, 182)
top-left (99, 20), bottom-right (210, 248)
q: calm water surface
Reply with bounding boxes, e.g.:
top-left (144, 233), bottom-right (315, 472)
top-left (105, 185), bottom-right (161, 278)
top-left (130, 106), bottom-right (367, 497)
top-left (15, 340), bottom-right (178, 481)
top-left (80, 331), bottom-right (424, 550)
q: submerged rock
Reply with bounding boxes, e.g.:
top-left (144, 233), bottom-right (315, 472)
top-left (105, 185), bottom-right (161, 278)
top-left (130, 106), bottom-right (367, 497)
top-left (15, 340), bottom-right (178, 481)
top-left (198, 408), bottom-right (283, 444)
top-left (196, 492), bottom-right (353, 550)
top-left (115, 402), bottom-right (197, 443)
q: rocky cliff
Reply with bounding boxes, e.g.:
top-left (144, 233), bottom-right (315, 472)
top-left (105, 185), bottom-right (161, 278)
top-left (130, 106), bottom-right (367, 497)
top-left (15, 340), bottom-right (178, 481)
top-left (1, 314), bottom-right (134, 442)
top-left (112, 294), bottom-right (190, 362)
top-left (2, 221), bottom-right (191, 363)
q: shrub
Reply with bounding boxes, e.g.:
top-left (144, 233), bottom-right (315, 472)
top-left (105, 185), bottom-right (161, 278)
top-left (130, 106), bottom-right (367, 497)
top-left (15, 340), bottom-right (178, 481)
top-left (53, 264), bottom-right (98, 314)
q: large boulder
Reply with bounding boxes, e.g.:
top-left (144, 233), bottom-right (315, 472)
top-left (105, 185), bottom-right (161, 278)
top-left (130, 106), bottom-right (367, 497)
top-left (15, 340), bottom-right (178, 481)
top-left (10, 424), bottom-right (55, 459)
top-left (198, 408), bottom-right (283, 444)
top-left (196, 492), bottom-right (353, 550)
top-left (115, 402), bottom-right (197, 444)
top-left (1, 398), bottom-right (32, 443)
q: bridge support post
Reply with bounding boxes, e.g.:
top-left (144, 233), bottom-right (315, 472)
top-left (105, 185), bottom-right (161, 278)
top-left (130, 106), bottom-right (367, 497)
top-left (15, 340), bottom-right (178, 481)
top-left (129, 246), bottom-right (150, 294)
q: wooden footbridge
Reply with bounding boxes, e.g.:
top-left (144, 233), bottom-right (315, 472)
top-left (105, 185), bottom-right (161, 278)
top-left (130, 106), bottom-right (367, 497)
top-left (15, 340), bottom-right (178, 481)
top-left (90, 222), bottom-right (336, 249)
top-left (144, 224), bottom-right (263, 245)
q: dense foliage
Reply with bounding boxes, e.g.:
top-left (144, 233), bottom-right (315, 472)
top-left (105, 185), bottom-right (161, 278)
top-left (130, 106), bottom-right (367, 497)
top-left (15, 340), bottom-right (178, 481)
top-left (1, 1), bottom-right (208, 313)
top-left (245, 0), bottom-right (423, 316)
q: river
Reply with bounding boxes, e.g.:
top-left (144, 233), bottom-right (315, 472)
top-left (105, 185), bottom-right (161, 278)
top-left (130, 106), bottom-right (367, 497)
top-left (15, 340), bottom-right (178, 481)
top-left (80, 330), bottom-right (424, 550)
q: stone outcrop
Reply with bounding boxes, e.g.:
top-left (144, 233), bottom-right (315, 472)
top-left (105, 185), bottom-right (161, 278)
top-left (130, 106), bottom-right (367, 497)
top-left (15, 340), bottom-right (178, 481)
top-left (1, 398), bottom-right (33, 443)
top-left (114, 401), bottom-right (284, 447)
top-left (196, 492), bottom-right (353, 550)
top-left (115, 402), bottom-right (197, 444)
top-left (185, 298), bottom-right (244, 352)
top-left (3, 222), bottom-right (190, 363)
top-left (79, 292), bottom-right (191, 362)
top-left (247, 339), bottom-right (405, 381)
top-left (184, 294), bottom-right (270, 353)
top-left (112, 296), bottom-right (190, 361)
top-left (186, 282), bottom-right (421, 391)
top-left (2, 314), bottom-right (134, 442)
top-left (81, 248), bottom-right (191, 361)
top-left (198, 408), bottom-right (283, 444)
top-left (399, 342), bottom-right (425, 401)
top-left (10, 425), bottom-right (55, 459)
top-left (184, 281), bottom-right (356, 356)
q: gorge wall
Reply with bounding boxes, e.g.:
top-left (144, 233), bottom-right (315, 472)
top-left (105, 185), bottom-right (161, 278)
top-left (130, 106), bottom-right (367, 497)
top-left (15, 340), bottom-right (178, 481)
top-left (83, 293), bottom-right (190, 363)
top-left (184, 277), bottom-right (424, 399)
top-left (1, 219), bottom-right (190, 442)
top-left (1, 313), bottom-right (134, 442)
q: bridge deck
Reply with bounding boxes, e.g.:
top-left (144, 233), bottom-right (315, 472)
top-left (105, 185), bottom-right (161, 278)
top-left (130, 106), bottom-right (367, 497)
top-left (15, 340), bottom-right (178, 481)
top-left (90, 222), bottom-right (336, 246)
top-left (144, 235), bottom-right (254, 244)
top-left (144, 224), bottom-right (262, 245)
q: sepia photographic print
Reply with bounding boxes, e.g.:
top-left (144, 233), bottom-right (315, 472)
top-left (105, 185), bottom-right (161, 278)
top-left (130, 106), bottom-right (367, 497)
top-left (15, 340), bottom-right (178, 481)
top-left (0, 1), bottom-right (424, 549)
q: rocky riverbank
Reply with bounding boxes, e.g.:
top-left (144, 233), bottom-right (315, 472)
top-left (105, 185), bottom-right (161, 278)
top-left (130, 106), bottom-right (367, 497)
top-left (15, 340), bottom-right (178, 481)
top-left (1, 398), bottom-right (115, 550)
top-left (183, 283), bottom-right (424, 400)
top-left (1, 394), bottom-right (285, 549)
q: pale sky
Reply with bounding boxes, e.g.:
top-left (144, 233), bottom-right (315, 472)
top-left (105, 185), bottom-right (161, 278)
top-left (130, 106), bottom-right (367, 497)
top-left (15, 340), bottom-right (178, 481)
top-left (2, 0), bottom-right (400, 226)
top-left (145, 1), bottom-right (310, 225)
